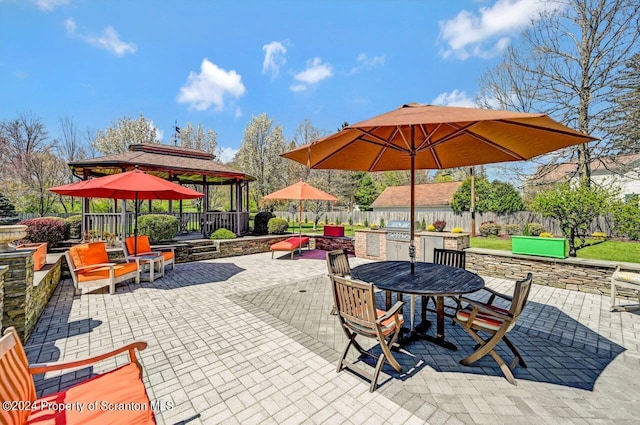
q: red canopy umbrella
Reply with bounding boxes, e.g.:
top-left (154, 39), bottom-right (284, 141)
top-left (262, 180), bottom-right (337, 241)
top-left (50, 169), bottom-right (203, 252)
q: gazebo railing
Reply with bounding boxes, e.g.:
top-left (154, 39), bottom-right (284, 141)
top-left (84, 211), bottom-right (250, 238)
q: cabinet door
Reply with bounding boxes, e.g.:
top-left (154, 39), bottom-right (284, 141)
top-left (366, 233), bottom-right (380, 257)
top-left (421, 236), bottom-right (444, 262)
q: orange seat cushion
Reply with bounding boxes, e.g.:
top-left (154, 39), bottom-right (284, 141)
top-left (160, 251), bottom-right (174, 262)
top-left (69, 243), bottom-right (110, 268)
top-left (77, 262), bottom-right (139, 282)
top-left (271, 237), bottom-right (309, 251)
top-left (126, 236), bottom-right (153, 256)
top-left (26, 363), bottom-right (155, 425)
top-left (346, 309), bottom-right (404, 337)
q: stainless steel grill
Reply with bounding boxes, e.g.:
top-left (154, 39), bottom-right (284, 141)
top-left (385, 220), bottom-right (411, 241)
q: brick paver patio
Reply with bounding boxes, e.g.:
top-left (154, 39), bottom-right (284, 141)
top-left (24, 252), bottom-right (640, 424)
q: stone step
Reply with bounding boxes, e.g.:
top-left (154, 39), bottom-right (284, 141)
top-left (190, 245), bottom-right (218, 254)
top-left (184, 239), bottom-right (216, 248)
top-left (191, 251), bottom-right (221, 262)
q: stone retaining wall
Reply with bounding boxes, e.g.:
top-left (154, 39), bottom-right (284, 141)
top-left (0, 251), bottom-right (33, 339)
top-left (466, 248), bottom-right (640, 299)
top-left (29, 257), bottom-right (62, 337)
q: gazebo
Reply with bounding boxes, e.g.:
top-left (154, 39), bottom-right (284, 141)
top-left (68, 144), bottom-right (254, 238)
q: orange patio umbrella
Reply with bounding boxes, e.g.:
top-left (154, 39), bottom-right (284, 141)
top-left (50, 169), bottom-right (203, 252)
top-left (262, 180), bottom-right (337, 242)
top-left (282, 103), bottom-right (598, 273)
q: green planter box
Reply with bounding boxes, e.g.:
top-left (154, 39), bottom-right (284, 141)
top-left (511, 235), bottom-right (567, 259)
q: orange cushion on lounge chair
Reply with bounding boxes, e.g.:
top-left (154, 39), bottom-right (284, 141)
top-left (25, 363), bottom-right (154, 425)
top-left (270, 237), bottom-right (309, 251)
top-left (70, 242), bottom-right (110, 268)
top-left (77, 262), bottom-right (139, 282)
top-left (126, 236), bottom-right (153, 256)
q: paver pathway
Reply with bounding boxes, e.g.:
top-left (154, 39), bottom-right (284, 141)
top-left (24, 252), bottom-right (640, 424)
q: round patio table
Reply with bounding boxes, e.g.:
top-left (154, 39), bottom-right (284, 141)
top-left (351, 261), bottom-right (484, 351)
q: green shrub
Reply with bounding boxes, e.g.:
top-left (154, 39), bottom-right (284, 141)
top-left (18, 217), bottom-right (66, 248)
top-left (421, 217), bottom-right (427, 230)
top-left (364, 218), bottom-right (369, 227)
top-left (137, 214), bottom-right (178, 242)
top-left (0, 192), bottom-right (18, 225)
top-left (504, 224), bottom-right (521, 235)
top-left (525, 222), bottom-right (546, 236)
top-left (268, 217), bottom-right (289, 234)
top-left (210, 228), bottom-right (236, 239)
top-left (479, 221), bottom-right (501, 236)
top-left (64, 215), bottom-right (83, 239)
top-left (379, 217), bottom-right (385, 228)
top-left (253, 211), bottom-right (274, 235)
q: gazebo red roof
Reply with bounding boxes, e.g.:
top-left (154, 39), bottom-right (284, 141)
top-left (69, 144), bottom-right (254, 184)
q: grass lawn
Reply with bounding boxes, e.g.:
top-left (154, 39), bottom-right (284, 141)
top-left (470, 236), bottom-right (640, 263)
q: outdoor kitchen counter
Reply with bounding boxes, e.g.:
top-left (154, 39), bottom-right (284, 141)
top-left (355, 229), bottom-right (470, 262)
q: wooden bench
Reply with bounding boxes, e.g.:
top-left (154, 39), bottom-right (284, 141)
top-left (0, 326), bottom-right (155, 424)
top-left (270, 236), bottom-right (310, 259)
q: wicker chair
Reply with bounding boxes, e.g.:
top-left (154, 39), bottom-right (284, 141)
top-left (331, 275), bottom-right (405, 392)
top-left (454, 273), bottom-right (533, 385)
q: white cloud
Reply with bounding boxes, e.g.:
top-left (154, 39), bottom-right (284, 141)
top-left (432, 89), bottom-right (477, 107)
top-left (439, 0), bottom-right (562, 59)
top-left (177, 58), bottom-right (246, 111)
top-left (218, 147), bottom-right (238, 164)
top-left (33, 0), bottom-right (69, 12)
top-left (290, 57), bottom-right (332, 92)
top-left (65, 18), bottom-right (137, 57)
top-left (349, 53), bottom-right (385, 74)
top-left (289, 84), bottom-right (307, 92)
top-left (262, 41), bottom-right (287, 79)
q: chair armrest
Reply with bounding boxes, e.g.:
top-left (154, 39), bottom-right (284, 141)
top-left (459, 297), bottom-right (510, 320)
top-left (73, 263), bottom-right (117, 272)
top-left (480, 287), bottom-right (513, 304)
top-left (28, 341), bottom-right (148, 375)
top-left (377, 301), bottom-right (405, 323)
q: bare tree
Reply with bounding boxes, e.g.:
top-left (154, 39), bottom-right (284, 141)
top-left (175, 122), bottom-right (218, 155)
top-left (236, 113), bottom-right (288, 207)
top-left (54, 116), bottom-right (90, 212)
top-left (608, 53), bottom-right (640, 152)
top-left (478, 0), bottom-right (640, 184)
top-left (93, 114), bottom-right (160, 155)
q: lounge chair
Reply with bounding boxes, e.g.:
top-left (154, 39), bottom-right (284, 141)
top-left (331, 275), bottom-right (404, 392)
top-left (270, 236), bottom-right (309, 259)
top-left (610, 265), bottom-right (640, 311)
top-left (454, 273), bottom-right (533, 385)
top-left (65, 242), bottom-right (140, 295)
top-left (0, 326), bottom-right (155, 424)
top-left (124, 236), bottom-right (175, 271)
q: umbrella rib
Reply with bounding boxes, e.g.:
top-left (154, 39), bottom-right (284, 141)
top-left (498, 119), bottom-right (597, 140)
top-left (445, 122), bottom-right (527, 160)
top-left (355, 128), bottom-right (410, 153)
top-left (416, 124), bottom-right (443, 169)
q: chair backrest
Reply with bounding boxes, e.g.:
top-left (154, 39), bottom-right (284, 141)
top-left (326, 249), bottom-right (351, 277)
top-left (331, 275), bottom-right (378, 335)
top-left (433, 248), bottom-right (466, 269)
top-left (125, 236), bottom-right (152, 256)
top-left (509, 273), bottom-right (533, 319)
top-left (68, 242), bottom-right (110, 268)
top-left (0, 328), bottom-right (36, 425)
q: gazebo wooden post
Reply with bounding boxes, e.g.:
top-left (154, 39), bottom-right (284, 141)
top-left (235, 178), bottom-right (241, 235)
top-left (81, 169), bottom-right (90, 242)
top-left (202, 176), bottom-right (208, 238)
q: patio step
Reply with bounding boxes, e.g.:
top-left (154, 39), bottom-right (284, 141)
top-left (184, 239), bottom-right (219, 262)
top-left (190, 244), bottom-right (218, 254)
top-left (191, 251), bottom-right (221, 261)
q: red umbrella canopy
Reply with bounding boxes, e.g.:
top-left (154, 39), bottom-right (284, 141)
top-left (49, 170), bottom-right (203, 200)
top-left (263, 181), bottom-right (338, 202)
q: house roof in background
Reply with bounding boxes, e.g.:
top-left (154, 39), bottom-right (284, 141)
top-left (529, 153), bottom-right (640, 184)
top-left (371, 181), bottom-right (463, 208)
top-left (69, 144), bottom-right (254, 184)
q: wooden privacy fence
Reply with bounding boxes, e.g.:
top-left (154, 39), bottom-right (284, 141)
top-left (273, 210), bottom-right (614, 237)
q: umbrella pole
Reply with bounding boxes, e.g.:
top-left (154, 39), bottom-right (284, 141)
top-left (134, 193), bottom-right (139, 255)
top-left (410, 126), bottom-right (416, 275)
top-left (298, 200), bottom-right (303, 254)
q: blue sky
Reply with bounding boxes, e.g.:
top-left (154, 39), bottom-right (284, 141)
top-left (0, 0), bottom-right (560, 164)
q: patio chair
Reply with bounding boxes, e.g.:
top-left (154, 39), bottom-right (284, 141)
top-left (65, 242), bottom-right (140, 295)
top-left (0, 326), bottom-right (155, 424)
top-left (414, 248), bottom-right (467, 325)
top-left (326, 249), bottom-right (351, 315)
top-left (453, 272), bottom-right (533, 385)
top-left (610, 265), bottom-right (640, 311)
top-left (331, 275), bottom-right (405, 392)
top-left (124, 235), bottom-right (175, 271)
